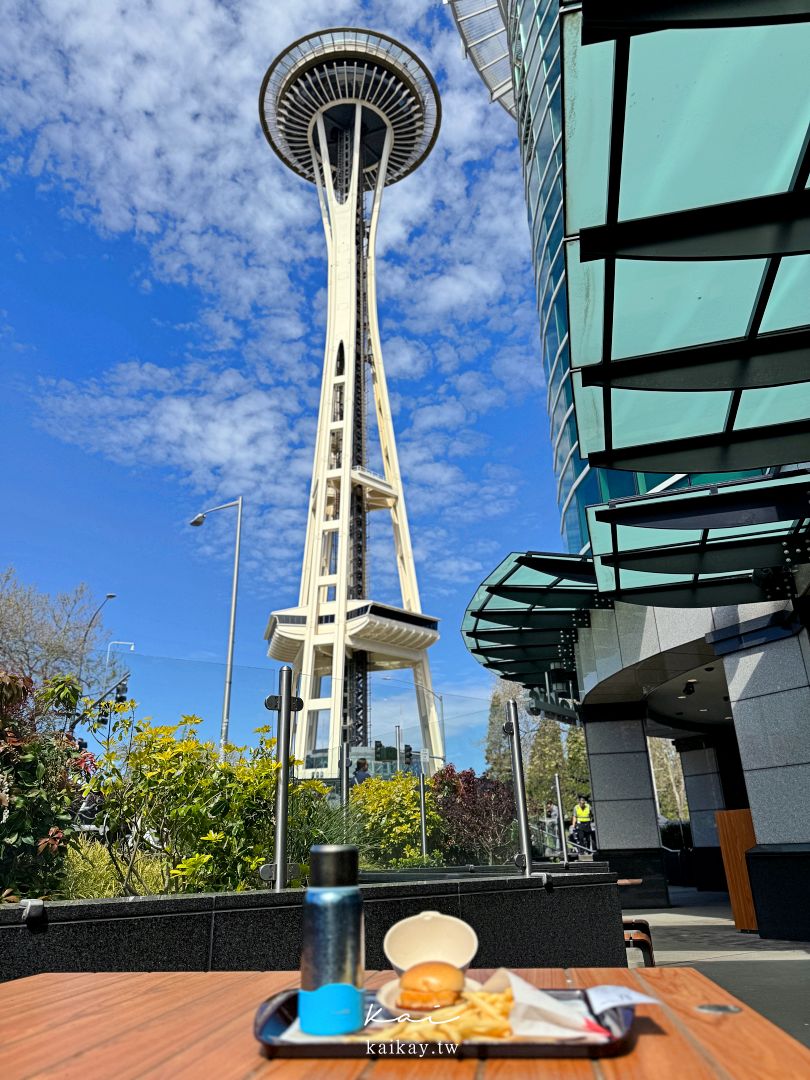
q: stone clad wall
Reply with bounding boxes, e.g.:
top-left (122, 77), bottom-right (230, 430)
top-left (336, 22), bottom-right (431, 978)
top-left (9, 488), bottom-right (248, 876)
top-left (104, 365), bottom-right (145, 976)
top-left (0, 872), bottom-right (627, 982)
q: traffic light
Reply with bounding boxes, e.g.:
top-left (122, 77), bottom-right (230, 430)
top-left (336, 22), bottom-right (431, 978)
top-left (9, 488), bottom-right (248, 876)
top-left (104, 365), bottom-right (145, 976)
top-left (374, 740), bottom-right (384, 762)
top-left (403, 744), bottom-right (413, 767)
top-left (114, 679), bottom-right (129, 704)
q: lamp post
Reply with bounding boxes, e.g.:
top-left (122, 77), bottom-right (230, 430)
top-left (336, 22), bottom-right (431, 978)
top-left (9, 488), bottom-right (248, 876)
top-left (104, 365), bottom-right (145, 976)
top-left (77, 594), bottom-right (116, 685)
top-left (382, 673), bottom-right (446, 764)
top-left (72, 592), bottom-right (116, 732)
top-left (189, 496), bottom-right (243, 758)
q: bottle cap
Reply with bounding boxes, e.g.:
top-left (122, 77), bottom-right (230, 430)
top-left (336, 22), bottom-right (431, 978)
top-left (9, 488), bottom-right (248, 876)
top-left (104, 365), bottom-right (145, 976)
top-left (309, 845), bottom-right (359, 887)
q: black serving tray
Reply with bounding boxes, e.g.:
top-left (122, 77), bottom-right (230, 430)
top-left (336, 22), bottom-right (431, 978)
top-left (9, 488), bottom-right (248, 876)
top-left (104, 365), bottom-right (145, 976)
top-left (254, 989), bottom-right (637, 1059)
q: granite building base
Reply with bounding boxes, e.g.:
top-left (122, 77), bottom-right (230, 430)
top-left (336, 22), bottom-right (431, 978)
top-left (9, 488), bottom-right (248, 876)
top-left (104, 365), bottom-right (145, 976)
top-left (595, 848), bottom-right (669, 908)
top-left (0, 871), bottom-right (627, 983)
top-left (692, 846), bottom-right (727, 892)
top-left (746, 844), bottom-right (810, 942)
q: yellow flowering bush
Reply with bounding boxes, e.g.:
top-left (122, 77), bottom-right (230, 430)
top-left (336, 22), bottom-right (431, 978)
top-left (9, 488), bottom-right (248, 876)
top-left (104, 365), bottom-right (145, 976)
top-left (349, 772), bottom-right (442, 865)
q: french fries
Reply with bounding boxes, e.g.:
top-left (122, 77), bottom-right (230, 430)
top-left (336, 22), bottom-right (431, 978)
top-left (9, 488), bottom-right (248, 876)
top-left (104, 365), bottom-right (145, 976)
top-left (372, 989), bottom-right (514, 1044)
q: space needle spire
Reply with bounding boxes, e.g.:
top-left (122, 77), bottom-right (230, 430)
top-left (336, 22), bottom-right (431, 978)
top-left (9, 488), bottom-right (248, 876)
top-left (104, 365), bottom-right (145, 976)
top-left (260, 29), bottom-right (444, 781)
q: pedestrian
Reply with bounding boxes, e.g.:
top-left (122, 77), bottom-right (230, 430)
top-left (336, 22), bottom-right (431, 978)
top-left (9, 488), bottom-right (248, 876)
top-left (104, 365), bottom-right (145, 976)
top-left (351, 758), bottom-right (370, 787)
top-left (571, 793), bottom-right (594, 852)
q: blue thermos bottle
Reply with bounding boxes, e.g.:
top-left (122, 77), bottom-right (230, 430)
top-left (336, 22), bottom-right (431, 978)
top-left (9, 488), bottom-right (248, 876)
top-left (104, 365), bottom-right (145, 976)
top-left (298, 844), bottom-right (364, 1035)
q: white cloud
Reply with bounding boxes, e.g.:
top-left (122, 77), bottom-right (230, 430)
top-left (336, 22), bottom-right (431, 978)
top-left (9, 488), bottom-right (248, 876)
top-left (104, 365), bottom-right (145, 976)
top-left (382, 335), bottom-right (432, 380)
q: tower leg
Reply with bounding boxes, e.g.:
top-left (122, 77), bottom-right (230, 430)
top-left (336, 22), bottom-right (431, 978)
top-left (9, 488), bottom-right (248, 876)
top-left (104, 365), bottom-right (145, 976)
top-left (413, 656), bottom-right (443, 775)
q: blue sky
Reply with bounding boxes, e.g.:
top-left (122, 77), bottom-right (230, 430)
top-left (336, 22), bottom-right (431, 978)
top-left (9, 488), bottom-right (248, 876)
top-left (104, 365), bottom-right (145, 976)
top-left (0, 1), bottom-right (561, 769)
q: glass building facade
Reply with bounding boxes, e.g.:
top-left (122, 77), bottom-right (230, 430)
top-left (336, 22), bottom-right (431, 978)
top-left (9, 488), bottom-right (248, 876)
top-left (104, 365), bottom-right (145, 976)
top-left (450, 0), bottom-right (776, 557)
top-left (452, 0), bottom-right (672, 551)
top-left (454, 0), bottom-right (808, 661)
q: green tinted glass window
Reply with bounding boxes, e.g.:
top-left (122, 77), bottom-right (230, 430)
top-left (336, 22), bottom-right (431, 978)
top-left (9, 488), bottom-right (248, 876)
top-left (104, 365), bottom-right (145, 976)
top-left (620, 25), bottom-right (810, 221)
top-left (760, 255), bottom-right (810, 333)
top-left (735, 384), bottom-right (810, 430)
top-left (561, 11), bottom-right (613, 232)
top-left (612, 259), bottom-right (766, 358)
top-left (571, 376), bottom-right (605, 456)
top-left (611, 388), bottom-right (732, 449)
top-left (565, 240), bottom-right (605, 366)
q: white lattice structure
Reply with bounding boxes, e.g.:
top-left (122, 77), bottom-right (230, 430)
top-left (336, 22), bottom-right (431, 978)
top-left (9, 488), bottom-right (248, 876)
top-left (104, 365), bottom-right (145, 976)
top-left (260, 29), bottom-right (444, 780)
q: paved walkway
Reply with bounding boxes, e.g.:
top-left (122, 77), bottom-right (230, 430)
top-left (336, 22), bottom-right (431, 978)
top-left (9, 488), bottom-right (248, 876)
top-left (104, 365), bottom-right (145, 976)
top-left (626, 886), bottom-right (810, 1047)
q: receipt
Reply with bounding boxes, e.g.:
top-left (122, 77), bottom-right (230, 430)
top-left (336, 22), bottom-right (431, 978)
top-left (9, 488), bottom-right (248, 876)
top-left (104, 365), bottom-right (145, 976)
top-left (585, 985), bottom-right (659, 1015)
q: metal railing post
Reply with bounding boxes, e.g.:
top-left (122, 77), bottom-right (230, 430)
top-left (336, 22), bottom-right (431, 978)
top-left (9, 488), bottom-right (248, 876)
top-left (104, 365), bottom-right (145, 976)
top-left (504, 699), bottom-right (533, 878)
top-left (340, 739), bottom-right (351, 807)
top-left (419, 773), bottom-right (428, 859)
top-left (273, 666), bottom-right (293, 892)
top-left (554, 771), bottom-right (569, 868)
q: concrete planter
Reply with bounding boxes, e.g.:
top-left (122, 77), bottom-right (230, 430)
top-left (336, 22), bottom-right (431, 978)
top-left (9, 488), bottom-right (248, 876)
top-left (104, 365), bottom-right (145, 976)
top-left (1, 869), bottom-right (626, 982)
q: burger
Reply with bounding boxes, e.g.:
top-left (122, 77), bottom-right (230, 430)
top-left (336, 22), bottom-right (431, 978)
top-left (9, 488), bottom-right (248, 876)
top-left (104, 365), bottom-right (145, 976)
top-left (395, 961), bottom-right (465, 1011)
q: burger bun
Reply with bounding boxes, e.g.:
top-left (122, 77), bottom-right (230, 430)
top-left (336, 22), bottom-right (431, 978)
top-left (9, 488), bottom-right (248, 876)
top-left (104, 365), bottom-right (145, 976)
top-left (396, 961), bottom-right (465, 1011)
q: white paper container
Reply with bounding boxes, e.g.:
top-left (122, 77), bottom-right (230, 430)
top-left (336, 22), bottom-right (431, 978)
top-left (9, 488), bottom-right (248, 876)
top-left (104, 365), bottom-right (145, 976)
top-left (382, 910), bottom-right (478, 974)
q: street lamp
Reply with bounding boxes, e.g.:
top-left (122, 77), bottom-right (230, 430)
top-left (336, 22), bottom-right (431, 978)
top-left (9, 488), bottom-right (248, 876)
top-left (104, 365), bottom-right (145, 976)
top-left (72, 592), bottom-right (116, 731)
top-left (381, 673), bottom-right (446, 767)
top-left (77, 593), bottom-right (116, 691)
top-left (189, 496), bottom-right (243, 758)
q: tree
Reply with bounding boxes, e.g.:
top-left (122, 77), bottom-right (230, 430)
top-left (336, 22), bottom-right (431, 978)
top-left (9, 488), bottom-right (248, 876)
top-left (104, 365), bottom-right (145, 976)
top-left (483, 678), bottom-right (528, 782)
top-left (524, 715), bottom-right (565, 816)
top-left (0, 568), bottom-right (111, 693)
top-left (648, 738), bottom-right (688, 820)
top-left (563, 725), bottom-right (589, 813)
top-left (431, 764), bottom-right (515, 865)
top-left (483, 683), bottom-right (510, 781)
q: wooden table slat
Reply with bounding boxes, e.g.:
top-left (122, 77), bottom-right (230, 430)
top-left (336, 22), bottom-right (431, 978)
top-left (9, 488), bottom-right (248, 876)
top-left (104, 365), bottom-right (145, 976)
top-left (634, 967), bottom-right (810, 1080)
top-left (0, 971), bottom-right (195, 1051)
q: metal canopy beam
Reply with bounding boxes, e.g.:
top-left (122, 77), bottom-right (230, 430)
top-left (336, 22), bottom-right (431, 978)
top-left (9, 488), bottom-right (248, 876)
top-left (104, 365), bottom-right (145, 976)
top-left (579, 190), bottom-right (810, 262)
top-left (486, 652), bottom-right (574, 669)
top-left (473, 644), bottom-right (574, 661)
top-left (465, 627), bottom-right (577, 646)
top-left (484, 661), bottom-right (574, 676)
top-left (594, 476), bottom-right (810, 530)
top-left (486, 583), bottom-right (611, 609)
top-left (587, 419), bottom-right (810, 473)
top-left (600, 532), bottom-right (808, 576)
top-left (467, 608), bottom-right (590, 629)
top-left (607, 572), bottom-right (793, 608)
top-left (580, 0), bottom-right (810, 44)
top-left (579, 326), bottom-right (810, 392)
top-left (517, 553), bottom-right (598, 584)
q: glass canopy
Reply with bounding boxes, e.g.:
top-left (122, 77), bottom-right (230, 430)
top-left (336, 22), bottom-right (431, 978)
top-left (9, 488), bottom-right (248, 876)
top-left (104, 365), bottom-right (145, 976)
top-left (560, 7), bottom-right (810, 474)
top-left (587, 471), bottom-right (809, 606)
top-left (445, 0), bottom-right (516, 116)
top-left (462, 552), bottom-right (607, 687)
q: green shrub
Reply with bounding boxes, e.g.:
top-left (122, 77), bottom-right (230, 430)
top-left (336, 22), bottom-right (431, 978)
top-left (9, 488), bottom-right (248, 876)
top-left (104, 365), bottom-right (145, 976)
top-left (1, 672), bottom-right (92, 898)
top-left (83, 711), bottom-right (336, 894)
top-left (349, 772), bottom-right (442, 865)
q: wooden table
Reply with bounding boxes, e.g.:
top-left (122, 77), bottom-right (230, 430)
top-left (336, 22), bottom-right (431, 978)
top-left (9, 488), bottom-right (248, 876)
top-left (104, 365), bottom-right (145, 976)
top-left (2, 968), bottom-right (808, 1079)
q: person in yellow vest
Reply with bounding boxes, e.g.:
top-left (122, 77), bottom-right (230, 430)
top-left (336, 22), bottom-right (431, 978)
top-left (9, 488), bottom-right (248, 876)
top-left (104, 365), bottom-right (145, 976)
top-left (571, 794), bottom-right (594, 852)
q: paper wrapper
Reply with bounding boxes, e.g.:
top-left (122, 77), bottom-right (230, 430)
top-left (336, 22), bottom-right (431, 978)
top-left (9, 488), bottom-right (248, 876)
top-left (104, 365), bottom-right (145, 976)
top-left (479, 969), bottom-right (612, 1043)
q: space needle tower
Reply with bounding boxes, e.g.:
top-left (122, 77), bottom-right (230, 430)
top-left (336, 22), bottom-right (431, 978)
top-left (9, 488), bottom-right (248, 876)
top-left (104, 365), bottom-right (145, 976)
top-left (259, 29), bottom-right (444, 781)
